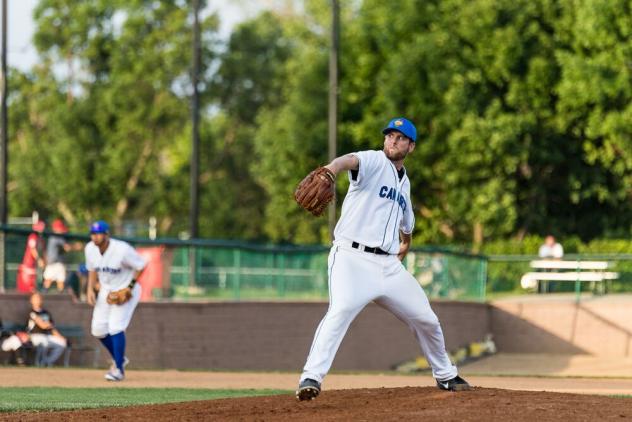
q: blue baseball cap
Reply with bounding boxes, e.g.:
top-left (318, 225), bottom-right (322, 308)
top-left (382, 117), bottom-right (417, 142)
top-left (90, 220), bottom-right (110, 234)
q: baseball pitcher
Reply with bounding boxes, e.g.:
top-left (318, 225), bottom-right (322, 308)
top-left (294, 117), bottom-right (470, 400)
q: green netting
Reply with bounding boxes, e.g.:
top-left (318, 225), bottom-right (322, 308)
top-left (169, 247), bottom-right (330, 300)
top-left (3, 231), bottom-right (28, 285)
top-left (0, 227), bottom-right (487, 302)
top-left (405, 250), bottom-right (487, 301)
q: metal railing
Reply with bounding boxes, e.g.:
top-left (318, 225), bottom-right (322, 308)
top-left (487, 254), bottom-right (632, 295)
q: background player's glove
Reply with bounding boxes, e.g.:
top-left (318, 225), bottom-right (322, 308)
top-left (107, 287), bottom-right (133, 305)
top-left (294, 167), bottom-right (336, 216)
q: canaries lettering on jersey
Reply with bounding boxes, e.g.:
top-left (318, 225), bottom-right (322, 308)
top-left (95, 267), bottom-right (122, 274)
top-left (378, 186), bottom-right (407, 211)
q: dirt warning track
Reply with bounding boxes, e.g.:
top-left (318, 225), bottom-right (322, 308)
top-left (2, 367), bottom-right (632, 395)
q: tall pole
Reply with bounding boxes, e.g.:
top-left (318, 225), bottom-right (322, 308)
top-left (190, 0), bottom-right (201, 240)
top-left (0, 0), bottom-right (8, 292)
top-left (327, 0), bottom-right (339, 241)
top-left (189, 0), bottom-right (201, 288)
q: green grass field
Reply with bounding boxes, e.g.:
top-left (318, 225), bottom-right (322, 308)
top-left (0, 387), bottom-right (290, 412)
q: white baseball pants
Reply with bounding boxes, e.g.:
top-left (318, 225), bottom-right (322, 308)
top-left (1, 335), bottom-right (22, 352)
top-left (91, 283), bottom-right (142, 337)
top-left (300, 243), bottom-right (458, 384)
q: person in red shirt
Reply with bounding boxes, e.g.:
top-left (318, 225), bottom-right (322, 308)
top-left (16, 221), bottom-right (46, 293)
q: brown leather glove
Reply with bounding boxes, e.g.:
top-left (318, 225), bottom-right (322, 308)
top-left (107, 287), bottom-right (132, 305)
top-left (294, 167), bottom-right (336, 216)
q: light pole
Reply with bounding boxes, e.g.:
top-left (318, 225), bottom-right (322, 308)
top-left (0, 0), bottom-right (8, 292)
top-left (327, 0), bottom-right (339, 241)
top-left (189, 0), bottom-right (201, 289)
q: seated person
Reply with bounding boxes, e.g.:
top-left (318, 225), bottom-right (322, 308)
top-left (539, 235), bottom-right (564, 259)
top-left (537, 235), bottom-right (564, 293)
top-left (43, 219), bottom-right (72, 293)
top-left (0, 318), bottom-right (30, 366)
top-left (26, 293), bottom-right (67, 366)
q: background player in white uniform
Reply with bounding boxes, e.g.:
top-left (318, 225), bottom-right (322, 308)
top-left (296, 117), bottom-right (470, 401)
top-left (85, 220), bottom-right (146, 381)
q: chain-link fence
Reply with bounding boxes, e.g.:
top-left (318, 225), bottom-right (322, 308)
top-left (405, 248), bottom-right (487, 301)
top-left (0, 226), bottom-right (487, 302)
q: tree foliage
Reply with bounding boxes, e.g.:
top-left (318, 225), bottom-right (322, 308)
top-left (7, 0), bottom-right (631, 246)
top-left (11, 0), bottom-right (219, 234)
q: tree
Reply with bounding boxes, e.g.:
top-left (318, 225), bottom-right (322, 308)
top-left (552, 0), bottom-right (632, 238)
top-left (10, 0), bottom-right (219, 234)
top-left (198, 12), bottom-right (291, 239)
top-left (9, 0), bottom-right (630, 245)
top-left (252, 8), bottom-right (331, 243)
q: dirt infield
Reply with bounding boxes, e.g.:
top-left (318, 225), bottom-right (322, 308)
top-left (2, 366), bottom-right (632, 395)
top-left (4, 387), bottom-right (632, 421)
top-left (2, 366), bottom-right (632, 420)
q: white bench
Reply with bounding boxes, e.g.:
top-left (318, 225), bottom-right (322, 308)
top-left (521, 260), bottom-right (619, 298)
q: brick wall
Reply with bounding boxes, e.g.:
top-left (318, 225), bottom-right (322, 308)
top-left (491, 298), bottom-right (632, 356)
top-left (0, 294), bottom-right (489, 370)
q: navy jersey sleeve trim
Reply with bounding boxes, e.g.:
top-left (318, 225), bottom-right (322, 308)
top-left (380, 164), bottom-right (400, 251)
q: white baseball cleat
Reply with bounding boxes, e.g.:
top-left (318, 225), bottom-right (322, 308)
top-left (104, 368), bottom-right (125, 382)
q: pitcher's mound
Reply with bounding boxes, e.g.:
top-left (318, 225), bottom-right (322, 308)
top-left (7, 387), bottom-right (632, 421)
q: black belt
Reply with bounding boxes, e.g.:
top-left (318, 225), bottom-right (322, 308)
top-left (351, 241), bottom-right (389, 255)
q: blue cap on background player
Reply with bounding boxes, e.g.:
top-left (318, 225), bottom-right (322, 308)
top-left (90, 220), bottom-right (110, 234)
top-left (382, 117), bottom-right (417, 142)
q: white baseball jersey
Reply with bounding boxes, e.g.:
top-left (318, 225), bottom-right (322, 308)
top-left (85, 238), bottom-right (146, 338)
top-left (85, 238), bottom-right (146, 291)
top-left (334, 150), bottom-right (415, 254)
